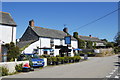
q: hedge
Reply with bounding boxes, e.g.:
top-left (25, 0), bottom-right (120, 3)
top-left (47, 56), bottom-right (81, 65)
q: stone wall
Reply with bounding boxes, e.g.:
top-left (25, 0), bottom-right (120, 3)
top-left (95, 48), bottom-right (114, 57)
top-left (95, 48), bottom-right (113, 53)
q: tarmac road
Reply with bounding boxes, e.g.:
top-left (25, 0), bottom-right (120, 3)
top-left (2, 55), bottom-right (119, 78)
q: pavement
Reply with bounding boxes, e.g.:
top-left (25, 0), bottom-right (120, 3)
top-left (1, 55), bottom-right (119, 78)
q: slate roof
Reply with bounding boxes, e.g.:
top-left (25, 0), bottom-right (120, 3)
top-left (0, 11), bottom-right (17, 26)
top-left (79, 35), bottom-right (105, 43)
top-left (30, 26), bottom-right (76, 40)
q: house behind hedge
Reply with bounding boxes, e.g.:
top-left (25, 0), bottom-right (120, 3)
top-left (79, 35), bottom-right (106, 48)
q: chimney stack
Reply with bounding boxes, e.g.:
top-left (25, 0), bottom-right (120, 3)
top-left (29, 19), bottom-right (34, 26)
top-left (63, 27), bottom-right (68, 33)
top-left (89, 35), bottom-right (92, 37)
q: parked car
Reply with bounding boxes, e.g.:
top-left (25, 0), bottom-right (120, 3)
top-left (17, 53), bottom-right (45, 67)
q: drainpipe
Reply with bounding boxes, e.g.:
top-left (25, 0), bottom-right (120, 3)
top-left (39, 38), bottom-right (41, 55)
top-left (11, 27), bottom-right (14, 42)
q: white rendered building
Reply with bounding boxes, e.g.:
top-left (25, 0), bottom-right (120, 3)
top-left (18, 20), bottom-right (78, 57)
top-left (0, 11), bottom-right (17, 62)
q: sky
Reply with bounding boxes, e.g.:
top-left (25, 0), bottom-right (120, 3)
top-left (2, 2), bottom-right (118, 42)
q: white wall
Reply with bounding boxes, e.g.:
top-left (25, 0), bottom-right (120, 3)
top-left (0, 61), bottom-right (29, 73)
top-left (40, 37), bottom-right (51, 48)
top-left (24, 40), bottom-right (40, 53)
top-left (0, 25), bottom-right (16, 43)
top-left (71, 40), bottom-right (78, 48)
top-left (39, 37), bottom-right (51, 55)
top-left (0, 59), bottom-right (47, 74)
top-left (54, 39), bottom-right (61, 45)
top-left (23, 37), bottom-right (78, 57)
top-left (62, 40), bottom-right (67, 46)
top-left (23, 37), bottom-right (51, 55)
top-left (13, 27), bottom-right (16, 43)
top-left (96, 42), bottom-right (105, 46)
top-left (53, 39), bottom-right (62, 56)
top-left (53, 39), bottom-right (78, 56)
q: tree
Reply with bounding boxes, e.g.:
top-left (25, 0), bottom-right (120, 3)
top-left (101, 39), bottom-right (108, 42)
top-left (86, 41), bottom-right (93, 49)
top-left (73, 32), bottom-right (85, 49)
top-left (114, 32), bottom-right (120, 45)
top-left (106, 42), bottom-right (114, 48)
top-left (73, 32), bottom-right (78, 39)
top-left (93, 42), bottom-right (96, 49)
top-left (5, 42), bottom-right (20, 61)
top-left (78, 39), bottom-right (85, 49)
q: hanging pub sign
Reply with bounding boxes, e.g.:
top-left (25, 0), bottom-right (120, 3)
top-left (64, 36), bottom-right (71, 44)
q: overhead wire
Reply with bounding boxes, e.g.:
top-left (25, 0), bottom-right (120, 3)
top-left (70, 8), bottom-right (120, 33)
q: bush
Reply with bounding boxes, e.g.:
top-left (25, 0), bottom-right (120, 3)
top-left (39, 55), bottom-right (45, 58)
top-left (52, 57), bottom-right (59, 65)
top-left (59, 57), bottom-right (64, 64)
top-left (85, 52), bottom-right (95, 57)
top-left (47, 57), bottom-right (57, 65)
top-left (74, 54), bottom-right (80, 56)
top-left (47, 57), bottom-right (52, 65)
top-left (0, 67), bottom-right (1, 76)
top-left (2, 67), bottom-right (9, 76)
top-left (86, 52), bottom-right (93, 54)
top-left (29, 60), bottom-right (33, 67)
top-left (52, 57), bottom-right (57, 62)
top-left (47, 56), bottom-right (81, 65)
top-left (114, 47), bottom-right (119, 54)
top-left (42, 54), bottom-right (50, 58)
top-left (68, 57), bottom-right (73, 63)
top-left (86, 41), bottom-right (93, 49)
top-left (64, 56), bottom-right (69, 63)
top-left (15, 63), bottom-right (23, 72)
top-left (56, 55), bottom-right (60, 57)
top-left (74, 56), bottom-right (81, 62)
top-left (5, 42), bottom-right (20, 61)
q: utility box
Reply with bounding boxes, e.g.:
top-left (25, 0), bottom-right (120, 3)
top-left (84, 54), bottom-right (88, 60)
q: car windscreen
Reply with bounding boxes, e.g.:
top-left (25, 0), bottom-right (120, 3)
top-left (25, 54), bottom-right (39, 59)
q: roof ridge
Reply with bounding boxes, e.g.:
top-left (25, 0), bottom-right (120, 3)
top-left (79, 35), bottom-right (98, 38)
top-left (31, 26), bottom-right (65, 33)
top-left (0, 11), bottom-right (10, 14)
top-left (79, 35), bottom-right (90, 37)
top-left (29, 26), bottom-right (76, 40)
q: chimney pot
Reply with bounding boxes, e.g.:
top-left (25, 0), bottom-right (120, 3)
top-left (29, 19), bottom-right (34, 26)
top-left (89, 35), bottom-right (92, 37)
top-left (63, 27), bottom-right (68, 33)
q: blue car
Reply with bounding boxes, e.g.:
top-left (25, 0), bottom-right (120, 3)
top-left (18, 53), bottom-right (44, 67)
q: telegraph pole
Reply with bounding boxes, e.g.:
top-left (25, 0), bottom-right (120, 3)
top-left (118, 1), bottom-right (120, 33)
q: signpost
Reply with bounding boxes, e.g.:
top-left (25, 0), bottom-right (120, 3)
top-left (64, 36), bottom-right (71, 56)
top-left (64, 36), bottom-right (71, 44)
